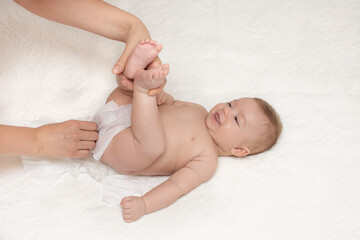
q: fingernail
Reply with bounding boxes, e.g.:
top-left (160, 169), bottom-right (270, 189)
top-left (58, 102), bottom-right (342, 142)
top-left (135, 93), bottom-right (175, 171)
top-left (113, 66), bottom-right (121, 74)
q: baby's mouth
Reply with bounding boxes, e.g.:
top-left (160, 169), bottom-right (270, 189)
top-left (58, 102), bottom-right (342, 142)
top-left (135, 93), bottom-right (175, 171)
top-left (214, 112), bottom-right (221, 125)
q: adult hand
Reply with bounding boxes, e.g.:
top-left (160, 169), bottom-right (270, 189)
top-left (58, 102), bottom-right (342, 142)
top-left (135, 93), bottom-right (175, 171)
top-left (115, 57), bottom-right (166, 96)
top-left (35, 120), bottom-right (98, 158)
top-left (112, 21), bottom-right (152, 75)
top-left (156, 90), bottom-right (175, 106)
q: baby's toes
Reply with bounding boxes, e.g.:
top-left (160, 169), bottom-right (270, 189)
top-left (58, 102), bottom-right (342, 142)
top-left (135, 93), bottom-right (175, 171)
top-left (162, 64), bottom-right (169, 73)
top-left (155, 43), bottom-right (163, 52)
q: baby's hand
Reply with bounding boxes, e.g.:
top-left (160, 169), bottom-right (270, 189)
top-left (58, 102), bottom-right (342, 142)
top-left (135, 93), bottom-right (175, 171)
top-left (120, 196), bottom-right (146, 223)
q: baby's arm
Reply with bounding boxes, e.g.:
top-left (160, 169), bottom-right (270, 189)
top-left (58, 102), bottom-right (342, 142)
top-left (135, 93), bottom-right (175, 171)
top-left (121, 156), bottom-right (218, 223)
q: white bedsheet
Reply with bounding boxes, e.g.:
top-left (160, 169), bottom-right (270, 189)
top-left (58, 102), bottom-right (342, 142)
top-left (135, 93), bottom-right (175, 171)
top-left (1, 0), bottom-right (359, 239)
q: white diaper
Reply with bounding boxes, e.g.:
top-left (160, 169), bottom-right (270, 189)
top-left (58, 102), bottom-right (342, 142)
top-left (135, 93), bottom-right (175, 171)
top-left (92, 101), bottom-right (132, 160)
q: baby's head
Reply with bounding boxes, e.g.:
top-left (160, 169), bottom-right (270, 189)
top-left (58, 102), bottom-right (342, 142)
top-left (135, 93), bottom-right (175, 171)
top-left (206, 97), bottom-right (282, 157)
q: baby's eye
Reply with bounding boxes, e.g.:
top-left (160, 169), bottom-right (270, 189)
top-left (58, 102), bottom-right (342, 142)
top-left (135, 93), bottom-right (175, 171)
top-left (234, 116), bottom-right (239, 125)
top-left (228, 102), bottom-right (232, 107)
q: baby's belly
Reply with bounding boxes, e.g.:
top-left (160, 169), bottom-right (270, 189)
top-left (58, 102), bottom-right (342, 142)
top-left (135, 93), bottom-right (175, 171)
top-left (119, 138), bottom-right (193, 176)
top-left (119, 128), bottom-right (200, 176)
top-left (116, 103), bottom-right (208, 176)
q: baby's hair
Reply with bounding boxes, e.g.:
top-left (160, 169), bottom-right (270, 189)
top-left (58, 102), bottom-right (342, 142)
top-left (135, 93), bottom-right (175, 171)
top-left (250, 98), bottom-right (282, 154)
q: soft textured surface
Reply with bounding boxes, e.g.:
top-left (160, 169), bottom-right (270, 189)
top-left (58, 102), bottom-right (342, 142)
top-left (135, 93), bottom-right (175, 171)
top-left (1, 0), bottom-right (360, 239)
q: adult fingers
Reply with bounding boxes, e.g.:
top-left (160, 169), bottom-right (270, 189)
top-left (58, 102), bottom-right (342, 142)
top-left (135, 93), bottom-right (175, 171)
top-left (74, 150), bottom-right (90, 158)
top-left (112, 41), bottom-right (138, 75)
top-left (77, 120), bottom-right (98, 131)
top-left (146, 57), bottom-right (162, 70)
top-left (120, 78), bottom-right (134, 91)
top-left (78, 141), bottom-right (96, 150)
top-left (116, 74), bottom-right (134, 91)
top-left (80, 130), bottom-right (98, 141)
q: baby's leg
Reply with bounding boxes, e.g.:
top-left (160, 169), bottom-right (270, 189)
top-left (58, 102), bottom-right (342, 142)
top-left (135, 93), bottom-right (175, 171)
top-left (102, 66), bottom-right (169, 172)
top-left (102, 41), bottom-right (169, 172)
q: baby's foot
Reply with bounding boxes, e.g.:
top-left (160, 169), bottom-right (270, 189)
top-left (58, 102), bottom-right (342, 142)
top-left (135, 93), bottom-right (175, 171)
top-left (124, 39), bottom-right (163, 79)
top-left (134, 64), bottom-right (169, 92)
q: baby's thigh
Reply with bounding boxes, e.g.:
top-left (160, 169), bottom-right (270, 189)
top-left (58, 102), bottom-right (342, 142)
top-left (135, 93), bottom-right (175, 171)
top-left (101, 128), bottom-right (150, 172)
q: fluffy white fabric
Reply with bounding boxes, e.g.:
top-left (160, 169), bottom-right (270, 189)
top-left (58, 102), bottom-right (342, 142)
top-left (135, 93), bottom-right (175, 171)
top-left (1, 0), bottom-right (359, 239)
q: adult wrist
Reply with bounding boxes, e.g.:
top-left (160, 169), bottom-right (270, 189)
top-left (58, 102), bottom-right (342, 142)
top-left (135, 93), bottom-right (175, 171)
top-left (32, 126), bottom-right (44, 157)
top-left (127, 18), bottom-right (151, 42)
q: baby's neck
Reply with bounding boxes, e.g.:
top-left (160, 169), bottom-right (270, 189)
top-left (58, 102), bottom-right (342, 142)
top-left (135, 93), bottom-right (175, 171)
top-left (216, 146), bottom-right (232, 157)
top-left (207, 132), bottom-right (230, 157)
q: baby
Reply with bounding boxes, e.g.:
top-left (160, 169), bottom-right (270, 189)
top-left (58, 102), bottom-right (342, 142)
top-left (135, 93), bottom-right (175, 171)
top-left (92, 39), bottom-right (282, 223)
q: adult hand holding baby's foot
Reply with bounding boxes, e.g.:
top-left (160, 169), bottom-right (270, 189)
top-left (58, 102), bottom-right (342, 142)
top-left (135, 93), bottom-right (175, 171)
top-left (121, 196), bottom-right (146, 223)
top-left (116, 39), bottom-right (168, 96)
top-left (116, 61), bottom-right (167, 96)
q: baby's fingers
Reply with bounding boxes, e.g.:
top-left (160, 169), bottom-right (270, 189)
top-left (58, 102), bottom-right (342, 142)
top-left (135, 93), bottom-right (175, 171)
top-left (121, 197), bottom-right (133, 208)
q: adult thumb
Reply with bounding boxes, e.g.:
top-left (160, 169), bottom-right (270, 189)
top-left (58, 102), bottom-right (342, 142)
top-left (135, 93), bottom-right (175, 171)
top-left (112, 44), bottom-right (135, 75)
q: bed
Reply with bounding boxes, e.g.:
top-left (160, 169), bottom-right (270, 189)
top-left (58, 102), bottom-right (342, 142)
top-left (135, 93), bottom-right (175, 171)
top-left (1, 0), bottom-right (359, 239)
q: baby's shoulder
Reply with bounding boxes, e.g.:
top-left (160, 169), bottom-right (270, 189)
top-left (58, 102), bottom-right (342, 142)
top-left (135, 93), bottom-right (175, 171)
top-left (188, 149), bottom-right (218, 182)
top-left (174, 100), bottom-right (207, 113)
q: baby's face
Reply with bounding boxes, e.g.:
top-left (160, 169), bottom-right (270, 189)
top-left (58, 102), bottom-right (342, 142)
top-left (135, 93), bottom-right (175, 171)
top-left (205, 98), bottom-right (269, 156)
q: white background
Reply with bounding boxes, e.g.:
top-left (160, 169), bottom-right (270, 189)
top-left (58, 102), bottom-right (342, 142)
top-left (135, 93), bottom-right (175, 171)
top-left (1, 0), bottom-right (359, 239)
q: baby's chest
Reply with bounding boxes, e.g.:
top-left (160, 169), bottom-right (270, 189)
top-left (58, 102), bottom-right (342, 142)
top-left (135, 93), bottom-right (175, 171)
top-left (159, 106), bottom-right (212, 165)
top-left (160, 104), bottom-right (207, 141)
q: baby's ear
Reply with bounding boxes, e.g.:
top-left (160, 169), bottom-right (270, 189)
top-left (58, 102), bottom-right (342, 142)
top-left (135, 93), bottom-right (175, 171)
top-left (231, 147), bottom-right (250, 157)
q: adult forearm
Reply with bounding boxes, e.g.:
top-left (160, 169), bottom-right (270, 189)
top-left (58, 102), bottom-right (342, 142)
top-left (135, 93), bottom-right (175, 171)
top-left (14, 0), bottom-right (148, 42)
top-left (0, 125), bottom-right (37, 156)
top-left (0, 121), bottom-right (98, 158)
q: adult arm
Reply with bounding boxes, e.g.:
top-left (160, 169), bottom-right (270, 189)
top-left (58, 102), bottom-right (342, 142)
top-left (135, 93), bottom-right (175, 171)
top-left (0, 120), bottom-right (98, 158)
top-left (13, 0), bottom-right (161, 90)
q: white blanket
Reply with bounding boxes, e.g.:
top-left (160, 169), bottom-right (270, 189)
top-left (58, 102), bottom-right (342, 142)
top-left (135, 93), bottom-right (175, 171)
top-left (1, 0), bottom-right (359, 239)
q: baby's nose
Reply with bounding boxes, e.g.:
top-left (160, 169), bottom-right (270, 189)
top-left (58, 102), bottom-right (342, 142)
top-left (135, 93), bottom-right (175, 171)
top-left (224, 107), bottom-right (229, 117)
